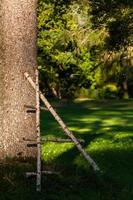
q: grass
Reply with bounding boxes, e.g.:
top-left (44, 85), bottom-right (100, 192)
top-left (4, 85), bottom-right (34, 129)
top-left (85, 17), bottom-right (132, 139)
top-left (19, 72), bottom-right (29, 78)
top-left (1, 99), bottom-right (133, 200)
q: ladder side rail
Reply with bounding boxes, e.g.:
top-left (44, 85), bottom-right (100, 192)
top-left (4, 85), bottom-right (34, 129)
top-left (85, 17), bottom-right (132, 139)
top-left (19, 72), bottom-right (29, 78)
top-left (35, 69), bottom-right (41, 192)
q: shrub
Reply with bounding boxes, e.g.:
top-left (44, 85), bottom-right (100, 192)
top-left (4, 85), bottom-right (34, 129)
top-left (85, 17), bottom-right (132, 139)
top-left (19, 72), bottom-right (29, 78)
top-left (98, 83), bottom-right (119, 99)
top-left (74, 87), bottom-right (90, 98)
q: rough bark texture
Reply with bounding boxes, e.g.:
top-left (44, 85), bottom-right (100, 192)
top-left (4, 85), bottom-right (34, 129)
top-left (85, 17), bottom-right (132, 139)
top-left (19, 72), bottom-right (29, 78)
top-left (0, 0), bottom-right (38, 158)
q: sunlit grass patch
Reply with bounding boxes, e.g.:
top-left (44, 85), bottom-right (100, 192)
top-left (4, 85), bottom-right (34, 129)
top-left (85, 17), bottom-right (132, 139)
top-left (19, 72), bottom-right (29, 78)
top-left (41, 99), bottom-right (133, 175)
top-left (42, 142), bottom-right (74, 163)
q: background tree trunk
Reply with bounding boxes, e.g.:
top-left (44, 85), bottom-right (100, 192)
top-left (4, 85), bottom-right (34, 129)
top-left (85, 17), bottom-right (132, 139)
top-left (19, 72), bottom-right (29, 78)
top-left (0, 0), bottom-right (37, 158)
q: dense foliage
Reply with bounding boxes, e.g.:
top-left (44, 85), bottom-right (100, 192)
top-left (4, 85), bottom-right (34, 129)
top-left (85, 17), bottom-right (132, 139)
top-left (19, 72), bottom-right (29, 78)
top-left (37, 0), bottom-right (133, 99)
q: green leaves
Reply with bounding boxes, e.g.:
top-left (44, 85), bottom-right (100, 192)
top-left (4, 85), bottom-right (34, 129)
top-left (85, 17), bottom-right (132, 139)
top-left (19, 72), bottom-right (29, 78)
top-left (37, 0), bottom-right (133, 99)
top-left (37, 0), bottom-right (96, 98)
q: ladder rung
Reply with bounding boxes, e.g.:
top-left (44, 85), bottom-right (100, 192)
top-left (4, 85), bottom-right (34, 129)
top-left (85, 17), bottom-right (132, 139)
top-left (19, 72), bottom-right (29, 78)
top-left (26, 138), bottom-right (85, 147)
top-left (41, 138), bottom-right (85, 143)
top-left (24, 137), bottom-right (84, 143)
top-left (24, 105), bottom-right (48, 111)
top-left (26, 171), bottom-right (59, 177)
top-left (40, 106), bottom-right (48, 111)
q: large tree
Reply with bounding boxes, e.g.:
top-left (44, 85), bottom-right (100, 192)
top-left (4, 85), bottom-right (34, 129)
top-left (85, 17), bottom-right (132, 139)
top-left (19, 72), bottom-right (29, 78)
top-left (0, 0), bottom-right (37, 158)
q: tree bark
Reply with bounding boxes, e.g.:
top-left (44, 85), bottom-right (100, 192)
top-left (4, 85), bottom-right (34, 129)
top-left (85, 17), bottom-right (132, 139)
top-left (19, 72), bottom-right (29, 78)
top-left (0, 0), bottom-right (37, 158)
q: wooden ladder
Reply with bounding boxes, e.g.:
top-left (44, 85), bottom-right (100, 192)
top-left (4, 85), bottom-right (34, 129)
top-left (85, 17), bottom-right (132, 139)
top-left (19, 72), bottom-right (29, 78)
top-left (24, 70), bottom-right (101, 192)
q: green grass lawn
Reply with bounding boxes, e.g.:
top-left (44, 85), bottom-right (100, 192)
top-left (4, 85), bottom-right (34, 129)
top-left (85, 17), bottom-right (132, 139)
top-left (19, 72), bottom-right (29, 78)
top-left (1, 99), bottom-right (133, 200)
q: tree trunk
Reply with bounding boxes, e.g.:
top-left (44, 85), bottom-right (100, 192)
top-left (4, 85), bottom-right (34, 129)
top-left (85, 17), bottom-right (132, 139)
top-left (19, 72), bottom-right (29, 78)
top-left (0, 0), bottom-right (37, 158)
top-left (123, 79), bottom-right (129, 99)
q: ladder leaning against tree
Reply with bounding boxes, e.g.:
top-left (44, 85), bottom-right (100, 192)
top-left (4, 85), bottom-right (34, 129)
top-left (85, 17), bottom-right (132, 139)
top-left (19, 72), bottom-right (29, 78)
top-left (24, 70), bottom-right (101, 192)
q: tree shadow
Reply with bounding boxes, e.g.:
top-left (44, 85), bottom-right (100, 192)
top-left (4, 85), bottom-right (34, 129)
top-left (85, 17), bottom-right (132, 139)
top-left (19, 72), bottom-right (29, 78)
top-left (40, 99), bottom-right (133, 187)
top-left (1, 100), bottom-right (133, 200)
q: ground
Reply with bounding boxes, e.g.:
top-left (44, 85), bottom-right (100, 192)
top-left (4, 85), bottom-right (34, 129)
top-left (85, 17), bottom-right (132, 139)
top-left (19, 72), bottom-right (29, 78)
top-left (0, 99), bottom-right (133, 200)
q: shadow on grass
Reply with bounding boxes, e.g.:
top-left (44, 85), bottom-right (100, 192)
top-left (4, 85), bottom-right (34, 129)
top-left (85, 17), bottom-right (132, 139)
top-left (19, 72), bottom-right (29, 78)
top-left (1, 100), bottom-right (133, 200)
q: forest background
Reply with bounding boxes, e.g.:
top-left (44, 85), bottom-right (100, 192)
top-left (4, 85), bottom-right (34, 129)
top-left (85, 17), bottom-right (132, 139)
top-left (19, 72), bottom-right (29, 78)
top-left (37, 0), bottom-right (133, 100)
